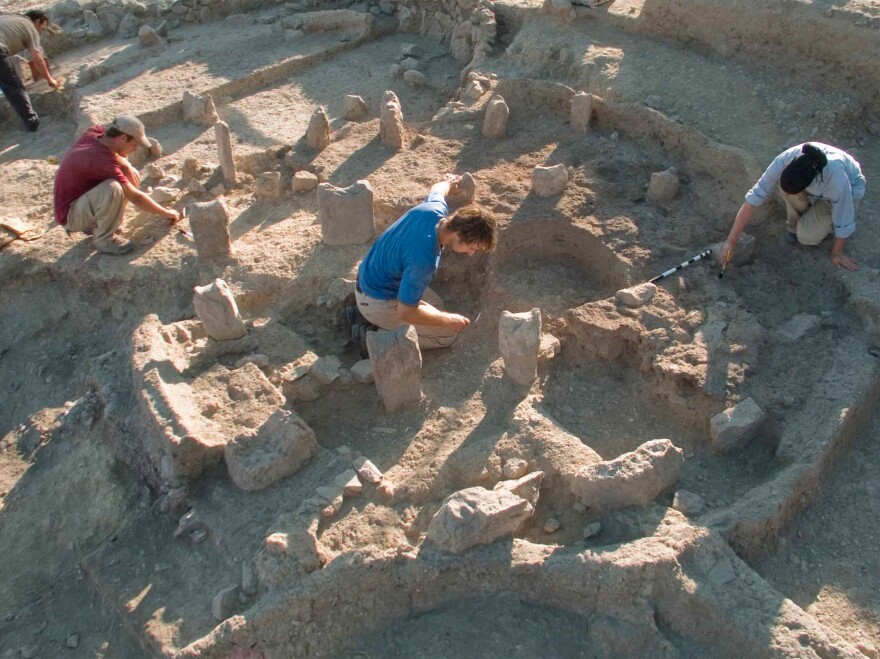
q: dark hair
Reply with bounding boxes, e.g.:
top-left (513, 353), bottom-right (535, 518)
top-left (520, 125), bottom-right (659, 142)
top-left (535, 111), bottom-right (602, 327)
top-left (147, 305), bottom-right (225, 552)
top-left (25, 9), bottom-right (50, 23)
top-left (446, 205), bottom-right (497, 252)
top-left (105, 126), bottom-right (130, 140)
top-left (780, 143), bottom-right (828, 194)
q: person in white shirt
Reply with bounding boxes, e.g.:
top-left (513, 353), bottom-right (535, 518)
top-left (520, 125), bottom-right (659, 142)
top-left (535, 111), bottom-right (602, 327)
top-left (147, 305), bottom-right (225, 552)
top-left (721, 142), bottom-right (866, 271)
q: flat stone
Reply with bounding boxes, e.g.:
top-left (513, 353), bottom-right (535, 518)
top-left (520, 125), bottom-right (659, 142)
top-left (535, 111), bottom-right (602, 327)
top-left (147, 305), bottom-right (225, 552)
top-left (493, 471), bottom-right (544, 508)
top-left (225, 410), bottom-right (318, 491)
top-left (149, 186), bottom-right (177, 203)
top-left (350, 359), bottom-right (374, 383)
top-left (403, 69), bottom-right (427, 87)
top-left (292, 170), bottom-right (319, 193)
top-left (310, 355), bottom-right (342, 385)
top-left (572, 439), bottom-right (684, 511)
top-left (426, 486), bottom-right (534, 553)
top-left (235, 354), bottom-right (269, 369)
top-left (334, 469), bottom-right (363, 496)
top-left (583, 521), bottom-right (602, 539)
top-left (353, 456), bottom-right (382, 484)
top-left (615, 282), bottom-right (657, 308)
top-left (710, 398), bottom-right (766, 453)
top-left (66, 634), bottom-right (80, 649)
top-left (778, 314), bottom-right (821, 342)
top-left (672, 490), bottom-right (706, 516)
top-left (316, 485), bottom-right (344, 516)
top-left (502, 457), bottom-right (529, 479)
top-left (543, 517), bottom-right (561, 533)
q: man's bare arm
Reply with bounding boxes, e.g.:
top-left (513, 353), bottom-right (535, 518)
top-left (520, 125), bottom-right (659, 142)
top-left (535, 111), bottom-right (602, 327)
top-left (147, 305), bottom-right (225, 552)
top-left (30, 52), bottom-right (57, 88)
top-left (397, 301), bottom-right (469, 332)
top-left (121, 180), bottom-right (180, 222)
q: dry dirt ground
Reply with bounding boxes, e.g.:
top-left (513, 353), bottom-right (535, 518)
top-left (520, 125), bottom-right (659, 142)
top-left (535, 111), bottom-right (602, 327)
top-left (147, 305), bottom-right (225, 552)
top-left (1, 0), bottom-right (880, 657)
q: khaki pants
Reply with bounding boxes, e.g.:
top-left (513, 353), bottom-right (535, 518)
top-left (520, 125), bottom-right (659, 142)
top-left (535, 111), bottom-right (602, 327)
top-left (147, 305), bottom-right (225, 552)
top-left (779, 189), bottom-right (833, 246)
top-left (66, 180), bottom-right (126, 249)
top-left (355, 287), bottom-right (458, 350)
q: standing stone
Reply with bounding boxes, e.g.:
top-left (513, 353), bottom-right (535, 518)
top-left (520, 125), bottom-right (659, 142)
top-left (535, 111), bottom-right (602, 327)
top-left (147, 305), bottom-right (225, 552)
top-left (531, 164), bottom-right (568, 196)
top-left (571, 91), bottom-right (593, 133)
top-left (214, 121), bottom-right (237, 185)
top-left (292, 171), bottom-right (319, 194)
top-left (138, 24), bottom-right (160, 46)
top-left (343, 94), bottom-right (368, 120)
top-left (116, 12), bottom-right (138, 38)
top-left (193, 278), bottom-right (246, 341)
top-left (452, 172), bottom-right (476, 205)
top-left (482, 96), bottom-right (509, 138)
top-left (256, 171), bottom-right (283, 199)
top-left (379, 90), bottom-right (404, 149)
top-left (709, 398), bottom-right (766, 453)
top-left (183, 91), bottom-right (219, 125)
top-left (188, 198), bottom-right (232, 259)
top-left (366, 324), bottom-right (422, 413)
top-left (212, 585), bottom-right (240, 621)
top-left (225, 410), bottom-right (318, 491)
top-left (499, 308), bottom-right (542, 385)
top-left (305, 107), bottom-right (330, 151)
top-left (317, 180), bottom-right (375, 245)
top-left (648, 167), bottom-right (679, 203)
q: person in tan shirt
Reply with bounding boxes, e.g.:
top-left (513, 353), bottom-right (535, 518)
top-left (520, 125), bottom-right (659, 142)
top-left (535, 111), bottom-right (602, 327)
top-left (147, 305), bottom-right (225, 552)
top-left (0, 10), bottom-right (58, 132)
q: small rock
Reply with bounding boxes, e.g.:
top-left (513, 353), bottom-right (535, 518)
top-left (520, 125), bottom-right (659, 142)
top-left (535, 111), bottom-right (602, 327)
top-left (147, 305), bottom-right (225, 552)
top-left (334, 469), bottom-right (363, 496)
top-left (66, 634), bottom-right (80, 649)
top-left (710, 398), bottom-right (766, 453)
top-left (502, 458), bottom-right (529, 480)
top-left (20, 645), bottom-right (39, 659)
top-left (778, 314), bottom-right (821, 342)
top-left (292, 171), bottom-right (319, 194)
top-left (531, 164), bottom-right (568, 196)
top-left (615, 282), bottom-right (657, 308)
top-left (343, 94), bottom-right (368, 120)
top-left (572, 502), bottom-right (586, 513)
top-left (672, 490), bottom-right (706, 516)
top-left (235, 354), bottom-right (269, 369)
top-left (149, 186), bottom-right (177, 203)
top-left (241, 560), bottom-right (258, 596)
top-left (543, 517), bottom-right (561, 534)
top-left (353, 456), bottom-right (383, 484)
top-left (403, 70), bottom-right (427, 87)
top-left (583, 521), bottom-right (602, 539)
top-left (647, 167), bottom-right (679, 203)
top-left (316, 485), bottom-right (344, 516)
top-left (138, 24), bottom-right (161, 47)
top-left (350, 359), bottom-right (374, 383)
top-left (310, 356), bottom-right (342, 385)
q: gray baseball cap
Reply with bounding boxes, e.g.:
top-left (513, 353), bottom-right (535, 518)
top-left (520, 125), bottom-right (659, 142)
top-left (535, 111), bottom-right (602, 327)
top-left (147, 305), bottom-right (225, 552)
top-left (107, 115), bottom-right (150, 149)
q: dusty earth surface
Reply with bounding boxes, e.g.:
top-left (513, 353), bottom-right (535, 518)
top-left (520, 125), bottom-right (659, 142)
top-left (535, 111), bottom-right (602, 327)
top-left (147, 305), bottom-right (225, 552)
top-left (1, 0), bottom-right (880, 657)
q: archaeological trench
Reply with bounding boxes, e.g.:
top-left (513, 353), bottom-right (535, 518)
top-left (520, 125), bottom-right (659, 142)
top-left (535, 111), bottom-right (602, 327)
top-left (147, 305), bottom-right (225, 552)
top-left (2, 0), bottom-right (880, 657)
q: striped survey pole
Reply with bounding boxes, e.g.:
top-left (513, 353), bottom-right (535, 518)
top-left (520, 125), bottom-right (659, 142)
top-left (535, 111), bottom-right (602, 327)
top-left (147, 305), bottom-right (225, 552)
top-left (648, 249), bottom-right (712, 284)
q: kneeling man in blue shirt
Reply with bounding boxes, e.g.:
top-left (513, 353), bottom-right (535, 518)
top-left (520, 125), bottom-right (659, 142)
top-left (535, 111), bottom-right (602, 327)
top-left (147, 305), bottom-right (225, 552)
top-left (355, 175), bottom-right (497, 350)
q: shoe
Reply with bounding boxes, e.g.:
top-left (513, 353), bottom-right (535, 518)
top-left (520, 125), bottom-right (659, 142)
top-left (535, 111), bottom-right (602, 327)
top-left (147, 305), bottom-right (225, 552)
top-left (96, 235), bottom-right (134, 255)
top-left (345, 303), bottom-right (365, 330)
top-left (353, 323), bottom-right (370, 359)
top-left (26, 118), bottom-right (39, 133)
top-left (784, 231), bottom-right (798, 245)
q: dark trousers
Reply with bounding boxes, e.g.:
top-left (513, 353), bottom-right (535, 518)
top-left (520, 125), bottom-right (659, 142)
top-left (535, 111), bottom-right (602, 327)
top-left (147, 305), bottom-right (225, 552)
top-left (0, 49), bottom-right (38, 128)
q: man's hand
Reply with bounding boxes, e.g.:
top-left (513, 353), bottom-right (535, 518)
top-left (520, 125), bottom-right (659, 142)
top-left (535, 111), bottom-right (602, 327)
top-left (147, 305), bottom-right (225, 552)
top-left (831, 252), bottom-right (859, 271)
top-left (444, 313), bottom-right (470, 332)
top-left (163, 209), bottom-right (181, 224)
top-left (719, 240), bottom-right (735, 267)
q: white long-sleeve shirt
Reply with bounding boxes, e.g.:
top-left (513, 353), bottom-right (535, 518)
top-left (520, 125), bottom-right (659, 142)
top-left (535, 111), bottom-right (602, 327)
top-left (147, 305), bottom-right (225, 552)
top-left (745, 142), bottom-right (866, 239)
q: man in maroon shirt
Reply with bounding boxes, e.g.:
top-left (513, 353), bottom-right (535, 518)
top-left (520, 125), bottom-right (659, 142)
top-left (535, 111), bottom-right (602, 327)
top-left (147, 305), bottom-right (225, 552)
top-left (53, 115), bottom-right (180, 254)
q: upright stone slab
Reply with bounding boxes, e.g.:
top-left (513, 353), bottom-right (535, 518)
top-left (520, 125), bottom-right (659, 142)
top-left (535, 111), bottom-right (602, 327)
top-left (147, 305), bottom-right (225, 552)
top-left (571, 91), bottom-right (593, 133)
top-left (499, 308), bottom-right (542, 385)
top-left (214, 121), bottom-right (237, 185)
top-left (305, 107), bottom-right (330, 151)
top-left (181, 157), bottom-right (200, 183)
top-left (379, 90), bottom-right (404, 149)
top-left (366, 325), bottom-right (422, 413)
top-left (193, 278), bottom-right (246, 341)
top-left (138, 24), bottom-right (160, 46)
top-left (256, 171), bottom-right (283, 199)
top-left (483, 95), bottom-right (509, 138)
top-left (188, 198), bottom-right (232, 259)
top-left (343, 94), bottom-right (368, 120)
top-left (531, 164), bottom-right (568, 196)
top-left (182, 90), bottom-right (218, 125)
top-left (317, 180), bottom-right (374, 245)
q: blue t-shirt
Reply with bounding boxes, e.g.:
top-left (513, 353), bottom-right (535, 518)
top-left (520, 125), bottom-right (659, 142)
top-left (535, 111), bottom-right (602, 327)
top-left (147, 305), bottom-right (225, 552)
top-left (358, 191), bottom-right (447, 306)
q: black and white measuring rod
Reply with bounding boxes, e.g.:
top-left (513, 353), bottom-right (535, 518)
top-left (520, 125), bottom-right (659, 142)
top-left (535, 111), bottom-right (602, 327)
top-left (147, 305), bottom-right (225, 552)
top-left (648, 249), bottom-right (712, 284)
